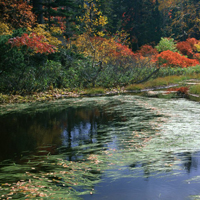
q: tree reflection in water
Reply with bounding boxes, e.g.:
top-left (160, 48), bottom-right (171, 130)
top-left (0, 96), bottom-right (200, 199)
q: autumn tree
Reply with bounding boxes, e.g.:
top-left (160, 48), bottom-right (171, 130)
top-left (0, 0), bottom-right (36, 28)
top-left (158, 0), bottom-right (200, 40)
top-left (89, 0), bottom-right (114, 32)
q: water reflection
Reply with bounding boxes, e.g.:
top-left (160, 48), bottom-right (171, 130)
top-left (0, 100), bottom-right (126, 163)
top-left (178, 151), bottom-right (199, 173)
top-left (0, 111), bottom-right (62, 162)
top-left (0, 96), bottom-right (200, 199)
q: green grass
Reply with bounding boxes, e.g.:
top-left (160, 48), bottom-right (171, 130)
top-left (187, 73), bottom-right (200, 79)
top-left (158, 65), bottom-right (200, 77)
top-left (84, 87), bottom-right (106, 95)
top-left (2, 65), bottom-right (200, 104)
top-left (125, 84), bottom-right (144, 91)
top-left (125, 75), bottom-right (188, 91)
top-left (145, 76), bottom-right (186, 87)
top-left (189, 84), bottom-right (200, 95)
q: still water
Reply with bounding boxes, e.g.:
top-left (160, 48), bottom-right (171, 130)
top-left (0, 95), bottom-right (200, 199)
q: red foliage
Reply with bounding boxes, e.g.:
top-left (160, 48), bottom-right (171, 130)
top-left (187, 38), bottom-right (198, 47)
top-left (176, 41), bottom-right (194, 58)
top-left (8, 33), bottom-right (56, 54)
top-left (0, 0), bottom-right (36, 28)
top-left (176, 38), bottom-right (198, 58)
top-left (137, 44), bottom-right (158, 57)
top-left (90, 36), bottom-right (137, 59)
top-left (167, 87), bottom-right (189, 95)
top-left (114, 42), bottom-right (136, 57)
top-left (194, 53), bottom-right (200, 59)
top-left (154, 50), bottom-right (199, 68)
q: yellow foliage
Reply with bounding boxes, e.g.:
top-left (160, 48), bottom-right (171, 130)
top-left (70, 32), bottom-right (133, 66)
top-left (50, 26), bottom-right (63, 35)
top-left (194, 43), bottom-right (200, 52)
top-left (113, 30), bottom-right (131, 46)
top-left (71, 1), bottom-right (132, 66)
top-left (70, 33), bottom-right (113, 63)
top-left (158, 0), bottom-right (181, 11)
top-left (78, 2), bottom-right (108, 37)
top-left (27, 24), bottom-right (62, 49)
top-left (0, 21), bottom-right (13, 35)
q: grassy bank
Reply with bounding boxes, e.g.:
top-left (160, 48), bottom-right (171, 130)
top-left (1, 65), bottom-right (200, 104)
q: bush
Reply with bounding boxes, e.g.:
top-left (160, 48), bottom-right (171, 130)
top-left (176, 38), bottom-right (198, 58)
top-left (155, 37), bottom-right (177, 52)
top-left (0, 31), bottom-right (65, 93)
top-left (155, 50), bottom-right (199, 68)
top-left (137, 44), bottom-right (158, 57)
top-left (0, 34), bottom-right (26, 92)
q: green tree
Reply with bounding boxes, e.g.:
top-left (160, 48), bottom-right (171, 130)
top-left (42, 0), bottom-right (82, 38)
top-left (32, 0), bottom-right (44, 24)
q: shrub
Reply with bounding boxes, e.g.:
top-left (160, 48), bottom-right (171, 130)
top-left (155, 37), bottom-right (177, 52)
top-left (0, 30), bottom-right (63, 93)
top-left (8, 33), bottom-right (56, 54)
top-left (176, 38), bottom-right (198, 58)
top-left (27, 24), bottom-right (62, 49)
top-left (70, 33), bottom-right (137, 66)
top-left (137, 44), bottom-right (158, 57)
top-left (167, 86), bottom-right (189, 95)
top-left (155, 50), bottom-right (199, 68)
top-left (176, 41), bottom-right (194, 58)
top-left (187, 38), bottom-right (198, 47)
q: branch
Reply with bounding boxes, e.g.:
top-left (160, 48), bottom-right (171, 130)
top-left (136, 67), bottom-right (160, 84)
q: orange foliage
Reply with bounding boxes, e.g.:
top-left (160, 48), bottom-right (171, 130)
top-left (194, 53), bottom-right (200, 59)
top-left (72, 33), bottom-right (137, 64)
top-left (8, 33), bottom-right (56, 54)
top-left (99, 37), bottom-right (140, 62)
top-left (155, 50), bottom-right (199, 68)
top-left (167, 86), bottom-right (189, 95)
top-left (0, 0), bottom-right (36, 28)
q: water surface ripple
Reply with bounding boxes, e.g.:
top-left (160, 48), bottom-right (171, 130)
top-left (0, 95), bottom-right (200, 199)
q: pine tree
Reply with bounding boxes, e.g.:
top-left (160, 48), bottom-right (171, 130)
top-left (32, 0), bottom-right (44, 24)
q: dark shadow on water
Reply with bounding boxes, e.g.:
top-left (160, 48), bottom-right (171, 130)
top-left (0, 96), bottom-right (200, 199)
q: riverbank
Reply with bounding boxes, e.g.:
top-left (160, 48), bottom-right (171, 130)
top-left (1, 76), bottom-right (200, 105)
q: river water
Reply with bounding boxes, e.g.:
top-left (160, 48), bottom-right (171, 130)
top-left (0, 95), bottom-right (200, 199)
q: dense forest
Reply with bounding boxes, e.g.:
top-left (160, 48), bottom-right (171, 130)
top-left (1, 0), bottom-right (200, 94)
